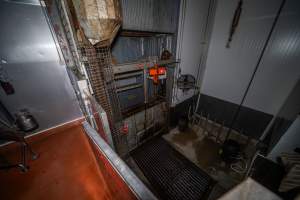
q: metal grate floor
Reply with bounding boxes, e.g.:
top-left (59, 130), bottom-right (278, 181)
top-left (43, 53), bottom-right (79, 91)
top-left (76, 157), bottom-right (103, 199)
top-left (131, 137), bottom-right (214, 200)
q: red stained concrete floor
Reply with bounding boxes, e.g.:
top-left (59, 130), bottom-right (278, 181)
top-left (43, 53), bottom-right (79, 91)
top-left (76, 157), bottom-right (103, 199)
top-left (0, 122), bottom-right (136, 200)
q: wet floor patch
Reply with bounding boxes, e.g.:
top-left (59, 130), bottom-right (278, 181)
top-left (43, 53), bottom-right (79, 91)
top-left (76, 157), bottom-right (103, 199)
top-left (164, 126), bottom-right (244, 193)
top-left (171, 128), bottom-right (199, 146)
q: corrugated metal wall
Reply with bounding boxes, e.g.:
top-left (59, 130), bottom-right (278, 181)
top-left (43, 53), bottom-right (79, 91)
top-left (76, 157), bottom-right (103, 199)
top-left (121, 0), bottom-right (180, 33)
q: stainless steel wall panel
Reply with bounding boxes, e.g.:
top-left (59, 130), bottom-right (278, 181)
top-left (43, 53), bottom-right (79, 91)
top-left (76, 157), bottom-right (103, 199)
top-left (0, 1), bottom-right (82, 133)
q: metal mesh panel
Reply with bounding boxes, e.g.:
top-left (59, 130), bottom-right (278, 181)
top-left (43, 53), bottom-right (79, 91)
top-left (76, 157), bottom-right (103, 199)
top-left (51, 0), bottom-right (127, 156)
top-left (79, 44), bottom-right (128, 156)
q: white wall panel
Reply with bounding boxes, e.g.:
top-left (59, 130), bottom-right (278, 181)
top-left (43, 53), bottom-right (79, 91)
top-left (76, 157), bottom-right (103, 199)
top-left (201, 0), bottom-right (282, 105)
top-left (244, 0), bottom-right (300, 115)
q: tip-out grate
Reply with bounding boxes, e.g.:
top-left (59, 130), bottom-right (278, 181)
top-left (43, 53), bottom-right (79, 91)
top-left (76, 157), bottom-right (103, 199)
top-left (131, 137), bottom-right (214, 200)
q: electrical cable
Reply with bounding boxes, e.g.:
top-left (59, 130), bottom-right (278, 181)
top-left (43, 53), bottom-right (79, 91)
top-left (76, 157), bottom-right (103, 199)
top-left (230, 154), bottom-right (248, 174)
top-left (231, 159), bottom-right (247, 174)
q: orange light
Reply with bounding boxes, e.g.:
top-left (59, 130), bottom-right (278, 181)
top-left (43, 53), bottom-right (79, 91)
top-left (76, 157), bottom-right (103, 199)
top-left (149, 66), bottom-right (166, 76)
top-left (149, 68), bottom-right (158, 76)
top-left (149, 66), bottom-right (166, 84)
top-left (158, 67), bottom-right (166, 75)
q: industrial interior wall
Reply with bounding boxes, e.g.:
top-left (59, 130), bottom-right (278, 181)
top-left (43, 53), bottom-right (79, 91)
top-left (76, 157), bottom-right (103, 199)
top-left (0, 0), bottom-right (82, 133)
top-left (173, 0), bottom-right (214, 105)
top-left (201, 0), bottom-right (300, 116)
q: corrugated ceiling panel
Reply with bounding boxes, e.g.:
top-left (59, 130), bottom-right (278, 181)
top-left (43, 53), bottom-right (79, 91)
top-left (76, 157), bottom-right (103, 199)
top-left (121, 0), bottom-right (180, 33)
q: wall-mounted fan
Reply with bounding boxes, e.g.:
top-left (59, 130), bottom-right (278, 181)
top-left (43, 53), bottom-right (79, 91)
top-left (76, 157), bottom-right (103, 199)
top-left (177, 74), bottom-right (196, 91)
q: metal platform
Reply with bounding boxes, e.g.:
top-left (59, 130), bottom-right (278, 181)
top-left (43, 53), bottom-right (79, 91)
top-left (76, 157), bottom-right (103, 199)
top-left (131, 137), bottom-right (214, 200)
